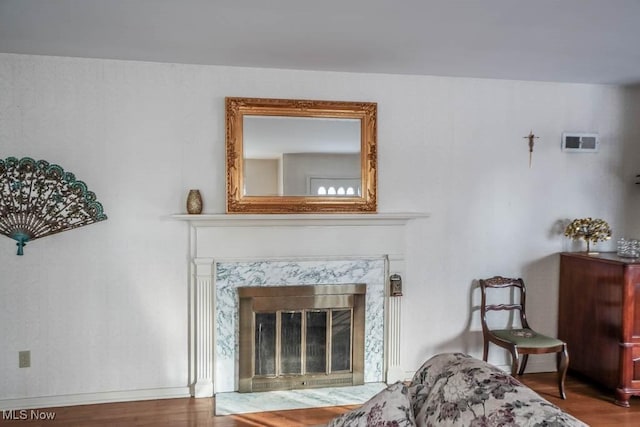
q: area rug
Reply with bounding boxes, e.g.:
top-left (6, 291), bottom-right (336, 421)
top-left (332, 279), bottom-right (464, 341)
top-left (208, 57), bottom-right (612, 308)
top-left (214, 382), bottom-right (386, 415)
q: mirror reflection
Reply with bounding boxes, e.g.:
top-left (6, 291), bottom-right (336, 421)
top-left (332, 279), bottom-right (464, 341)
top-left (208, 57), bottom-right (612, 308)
top-left (243, 116), bottom-right (361, 197)
top-left (225, 97), bottom-right (377, 214)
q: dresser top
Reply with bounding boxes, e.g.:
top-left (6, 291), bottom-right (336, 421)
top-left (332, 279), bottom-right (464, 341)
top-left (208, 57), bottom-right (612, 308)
top-left (561, 251), bottom-right (640, 265)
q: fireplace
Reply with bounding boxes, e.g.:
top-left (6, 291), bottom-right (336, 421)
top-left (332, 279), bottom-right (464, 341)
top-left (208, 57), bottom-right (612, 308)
top-left (214, 258), bottom-right (385, 393)
top-left (172, 213), bottom-right (426, 397)
top-left (238, 284), bottom-right (366, 392)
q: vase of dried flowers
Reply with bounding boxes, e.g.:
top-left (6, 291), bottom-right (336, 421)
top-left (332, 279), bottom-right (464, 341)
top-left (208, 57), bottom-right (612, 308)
top-left (564, 217), bottom-right (611, 253)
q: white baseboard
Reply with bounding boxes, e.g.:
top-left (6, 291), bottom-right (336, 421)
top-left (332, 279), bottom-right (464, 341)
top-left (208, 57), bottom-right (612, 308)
top-left (0, 387), bottom-right (191, 411)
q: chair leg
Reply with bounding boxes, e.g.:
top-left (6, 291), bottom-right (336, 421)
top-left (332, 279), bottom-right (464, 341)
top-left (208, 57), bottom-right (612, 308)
top-left (557, 344), bottom-right (569, 400)
top-left (518, 354), bottom-right (529, 376)
top-left (510, 348), bottom-right (520, 377)
top-left (483, 340), bottom-right (489, 362)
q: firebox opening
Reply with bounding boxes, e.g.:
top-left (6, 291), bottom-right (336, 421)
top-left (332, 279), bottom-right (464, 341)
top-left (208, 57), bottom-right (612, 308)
top-left (238, 284), bottom-right (365, 392)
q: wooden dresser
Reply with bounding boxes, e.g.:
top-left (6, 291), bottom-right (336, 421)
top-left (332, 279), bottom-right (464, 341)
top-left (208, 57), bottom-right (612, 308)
top-left (558, 252), bottom-right (640, 407)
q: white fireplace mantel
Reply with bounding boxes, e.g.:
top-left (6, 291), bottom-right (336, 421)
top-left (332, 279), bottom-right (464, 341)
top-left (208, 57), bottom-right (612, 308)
top-left (171, 212), bottom-right (430, 226)
top-left (172, 211), bottom-right (429, 397)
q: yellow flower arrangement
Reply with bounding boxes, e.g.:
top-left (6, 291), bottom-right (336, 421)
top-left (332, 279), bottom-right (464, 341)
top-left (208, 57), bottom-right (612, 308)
top-left (564, 217), bottom-right (612, 253)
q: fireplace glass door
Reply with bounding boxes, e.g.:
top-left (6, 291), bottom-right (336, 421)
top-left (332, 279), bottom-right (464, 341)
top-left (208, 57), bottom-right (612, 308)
top-left (254, 309), bottom-right (352, 379)
top-left (239, 284), bottom-right (365, 392)
top-left (280, 311), bottom-right (302, 374)
top-left (254, 313), bottom-right (277, 376)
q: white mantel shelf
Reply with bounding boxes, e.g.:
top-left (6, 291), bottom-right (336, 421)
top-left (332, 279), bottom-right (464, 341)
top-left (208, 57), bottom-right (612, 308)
top-left (171, 212), bottom-right (430, 227)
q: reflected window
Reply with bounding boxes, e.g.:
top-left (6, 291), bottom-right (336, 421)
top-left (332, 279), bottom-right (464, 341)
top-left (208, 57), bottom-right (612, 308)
top-left (310, 177), bottom-right (361, 197)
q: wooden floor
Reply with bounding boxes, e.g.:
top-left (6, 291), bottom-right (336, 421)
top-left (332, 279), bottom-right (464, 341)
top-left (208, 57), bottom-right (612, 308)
top-left (2, 373), bottom-right (639, 426)
top-left (518, 373), bottom-right (640, 427)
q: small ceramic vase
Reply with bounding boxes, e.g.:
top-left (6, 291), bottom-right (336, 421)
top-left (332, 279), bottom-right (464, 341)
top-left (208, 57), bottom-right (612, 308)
top-left (186, 189), bottom-right (203, 214)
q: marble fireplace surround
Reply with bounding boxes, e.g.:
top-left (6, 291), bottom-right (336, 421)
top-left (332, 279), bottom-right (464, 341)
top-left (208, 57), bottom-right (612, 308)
top-left (218, 258), bottom-right (384, 393)
top-left (172, 213), bottom-right (428, 398)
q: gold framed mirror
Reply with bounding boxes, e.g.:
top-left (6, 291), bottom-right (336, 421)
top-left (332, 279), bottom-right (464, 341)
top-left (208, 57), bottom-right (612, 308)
top-left (226, 97), bottom-right (377, 213)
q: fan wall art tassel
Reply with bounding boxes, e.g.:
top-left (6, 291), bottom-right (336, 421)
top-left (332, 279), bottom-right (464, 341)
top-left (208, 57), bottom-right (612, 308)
top-left (0, 157), bottom-right (107, 255)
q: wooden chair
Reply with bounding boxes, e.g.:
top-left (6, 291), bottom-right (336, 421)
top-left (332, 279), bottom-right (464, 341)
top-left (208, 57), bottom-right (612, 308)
top-left (479, 276), bottom-right (569, 399)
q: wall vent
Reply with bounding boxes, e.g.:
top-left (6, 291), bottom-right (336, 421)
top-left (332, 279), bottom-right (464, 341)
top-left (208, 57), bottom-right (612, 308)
top-left (562, 132), bottom-right (599, 152)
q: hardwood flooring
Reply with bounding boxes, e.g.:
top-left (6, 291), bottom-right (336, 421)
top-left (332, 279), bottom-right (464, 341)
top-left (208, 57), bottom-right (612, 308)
top-left (2, 373), bottom-right (639, 426)
top-left (518, 373), bottom-right (640, 427)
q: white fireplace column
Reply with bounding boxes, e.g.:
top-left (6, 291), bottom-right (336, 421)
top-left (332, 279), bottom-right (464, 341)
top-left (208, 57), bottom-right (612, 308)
top-left (386, 255), bottom-right (405, 383)
top-left (387, 292), bottom-right (404, 382)
top-left (190, 258), bottom-right (215, 398)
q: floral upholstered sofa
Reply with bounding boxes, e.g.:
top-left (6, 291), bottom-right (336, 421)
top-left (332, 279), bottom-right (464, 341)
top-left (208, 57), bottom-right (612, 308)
top-left (328, 353), bottom-right (587, 426)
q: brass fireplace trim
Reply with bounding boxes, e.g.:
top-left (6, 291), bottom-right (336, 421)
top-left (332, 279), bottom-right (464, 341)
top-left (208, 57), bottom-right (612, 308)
top-left (238, 284), bottom-right (366, 392)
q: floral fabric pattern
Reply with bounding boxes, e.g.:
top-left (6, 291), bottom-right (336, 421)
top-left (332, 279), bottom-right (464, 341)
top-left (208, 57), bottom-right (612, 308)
top-left (327, 381), bottom-right (416, 427)
top-left (408, 353), bottom-right (588, 427)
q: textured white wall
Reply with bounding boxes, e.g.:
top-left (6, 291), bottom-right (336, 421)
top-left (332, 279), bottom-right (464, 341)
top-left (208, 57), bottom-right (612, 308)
top-left (622, 86), bottom-right (640, 237)
top-left (0, 53), bottom-right (637, 403)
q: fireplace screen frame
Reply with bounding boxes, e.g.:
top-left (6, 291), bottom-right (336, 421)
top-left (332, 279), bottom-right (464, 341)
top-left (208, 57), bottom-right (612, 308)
top-left (238, 284), bottom-right (366, 392)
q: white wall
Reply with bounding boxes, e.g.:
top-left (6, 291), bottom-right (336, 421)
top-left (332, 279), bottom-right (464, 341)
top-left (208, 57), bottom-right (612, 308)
top-left (622, 85), bottom-right (640, 237)
top-left (0, 53), bottom-right (637, 404)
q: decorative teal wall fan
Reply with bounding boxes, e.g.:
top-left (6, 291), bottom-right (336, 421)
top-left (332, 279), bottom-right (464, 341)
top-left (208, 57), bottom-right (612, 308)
top-left (0, 157), bottom-right (107, 255)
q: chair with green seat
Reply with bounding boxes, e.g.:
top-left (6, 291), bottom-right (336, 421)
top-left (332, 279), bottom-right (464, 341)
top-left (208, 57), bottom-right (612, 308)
top-left (479, 276), bottom-right (569, 399)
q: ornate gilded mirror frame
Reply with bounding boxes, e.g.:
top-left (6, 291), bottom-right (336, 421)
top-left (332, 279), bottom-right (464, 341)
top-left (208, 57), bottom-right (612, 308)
top-left (226, 97), bottom-right (377, 213)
